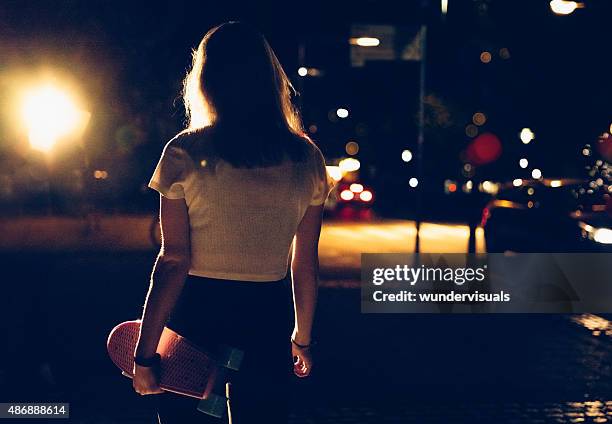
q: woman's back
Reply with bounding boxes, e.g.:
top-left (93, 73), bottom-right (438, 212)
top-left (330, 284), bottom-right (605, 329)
top-left (148, 129), bottom-right (331, 281)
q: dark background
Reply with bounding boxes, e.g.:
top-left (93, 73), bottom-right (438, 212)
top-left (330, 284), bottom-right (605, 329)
top-left (1, 0), bottom-right (610, 218)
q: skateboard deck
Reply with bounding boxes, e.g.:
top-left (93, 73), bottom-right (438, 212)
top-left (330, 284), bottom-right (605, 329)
top-left (107, 320), bottom-right (243, 418)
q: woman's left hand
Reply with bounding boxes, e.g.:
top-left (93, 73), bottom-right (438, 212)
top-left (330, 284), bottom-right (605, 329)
top-left (132, 364), bottom-right (164, 395)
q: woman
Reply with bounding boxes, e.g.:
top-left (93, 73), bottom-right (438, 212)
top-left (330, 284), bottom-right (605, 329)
top-left (131, 21), bottom-right (333, 423)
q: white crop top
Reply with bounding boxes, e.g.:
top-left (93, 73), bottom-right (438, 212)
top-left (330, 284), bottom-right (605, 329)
top-left (147, 131), bottom-right (333, 282)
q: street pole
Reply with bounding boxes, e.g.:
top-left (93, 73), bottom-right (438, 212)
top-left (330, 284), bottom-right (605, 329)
top-left (415, 24), bottom-right (427, 254)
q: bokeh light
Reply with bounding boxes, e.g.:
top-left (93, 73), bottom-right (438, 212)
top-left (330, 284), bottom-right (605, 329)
top-left (472, 112), bottom-right (486, 126)
top-left (350, 183), bottom-right (364, 193)
top-left (519, 158), bottom-right (529, 168)
top-left (350, 37), bottom-right (380, 47)
top-left (466, 133), bottom-right (502, 165)
top-left (339, 157), bottom-right (360, 172)
top-left (520, 128), bottom-right (535, 144)
top-left (360, 190), bottom-right (373, 202)
top-left (465, 124), bottom-right (478, 138)
top-left (409, 177), bottom-right (419, 188)
top-left (480, 51), bottom-right (492, 63)
top-left (340, 189), bottom-right (354, 201)
top-left (336, 108), bottom-right (349, 119)
top-left (532, 168), bottom-right (542, 179)
top-left (550, 0), bottom-right (583, 15)
top-left (345, 141), bottom-right (359, 155)
top-left (326, 166), bottom-right (343, 182)
top-left (401, 149), bottom-right (413, 162)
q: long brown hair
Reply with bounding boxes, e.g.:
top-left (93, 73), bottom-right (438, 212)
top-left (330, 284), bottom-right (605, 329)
top-left (182, 21), bottom-right (309, 167)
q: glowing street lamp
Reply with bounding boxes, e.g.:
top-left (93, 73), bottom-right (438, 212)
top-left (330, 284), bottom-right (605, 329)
top-left (550, 0), bottom-right (584, 15)
top-left (20, 84), bottom-right (89, 152)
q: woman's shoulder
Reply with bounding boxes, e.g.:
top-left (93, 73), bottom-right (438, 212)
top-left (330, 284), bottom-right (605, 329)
top-left (298, 135), bottom-right (326, 166)
top-left (166, 127), bottom-right (216, 159)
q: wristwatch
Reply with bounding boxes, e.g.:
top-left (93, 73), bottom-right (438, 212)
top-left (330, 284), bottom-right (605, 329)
top-left (134, 353), bottom-right (161, 367)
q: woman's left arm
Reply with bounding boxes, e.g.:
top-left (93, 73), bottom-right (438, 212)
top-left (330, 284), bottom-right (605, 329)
top-left (133, 195), bottom-right (191, 395)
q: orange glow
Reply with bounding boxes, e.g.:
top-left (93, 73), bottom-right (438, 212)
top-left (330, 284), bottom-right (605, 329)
top-left (448, 183), bottom-right (457, 193)
top-left (94, 170), bottom-right (108, 180)
top-left (472, 112), bottom-right (486, 126)
top-left (480, 51), bottom-right (492, 64)
top-left (345, 141), bottom-right (359, 155)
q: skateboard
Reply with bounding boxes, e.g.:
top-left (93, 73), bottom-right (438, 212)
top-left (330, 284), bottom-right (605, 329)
top-left (107, 320), bottom-right (244, 418)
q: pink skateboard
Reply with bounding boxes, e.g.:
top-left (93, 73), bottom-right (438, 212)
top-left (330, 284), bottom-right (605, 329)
top-left (107, 320), bottom-right (243, 418)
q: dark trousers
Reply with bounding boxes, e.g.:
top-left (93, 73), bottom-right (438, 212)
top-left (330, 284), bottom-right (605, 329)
top-left (155, 274), bottom-right (293, 424)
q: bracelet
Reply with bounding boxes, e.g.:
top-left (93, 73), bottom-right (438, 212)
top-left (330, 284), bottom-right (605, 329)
top-left (134, 353), bottom-right (161, 367)
top-left (291, 337), bottom-right (314, 349)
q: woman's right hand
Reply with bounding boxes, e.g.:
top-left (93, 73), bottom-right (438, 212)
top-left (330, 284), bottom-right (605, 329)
top-left (291, 340), bottom-right (313, 378)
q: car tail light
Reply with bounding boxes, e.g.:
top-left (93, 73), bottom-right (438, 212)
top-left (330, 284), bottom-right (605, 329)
top-left (340, 189), bottom-right (354, 201)
top-left (360, 190), bottom-right (373, 202)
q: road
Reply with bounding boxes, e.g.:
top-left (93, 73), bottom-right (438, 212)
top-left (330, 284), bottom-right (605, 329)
top-left (4, 218), bottom-right (612, 424)
top-left (318, 219), bottom-right (485, 285)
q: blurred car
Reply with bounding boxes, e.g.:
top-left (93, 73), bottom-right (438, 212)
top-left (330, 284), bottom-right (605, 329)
top-left (324, 181), bottom-right (375, 220)
top-left (482, 178), bottom-right (612, 253)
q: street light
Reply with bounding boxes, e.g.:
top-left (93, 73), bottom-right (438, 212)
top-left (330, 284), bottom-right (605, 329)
top-left (20, 84), bottom-right (89, 152)
top-left (550, 0), bottom-right (584, 15)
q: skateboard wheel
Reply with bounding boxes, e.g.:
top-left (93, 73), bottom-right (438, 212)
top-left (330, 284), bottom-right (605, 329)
top-left (216, 345), bottom-right (244, 371)
top-left (197, 393), bottom-right (226, 418)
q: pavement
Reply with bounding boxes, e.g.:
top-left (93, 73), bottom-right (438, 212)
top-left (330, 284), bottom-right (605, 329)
top-left (2, 217), bottom-right (611, 423)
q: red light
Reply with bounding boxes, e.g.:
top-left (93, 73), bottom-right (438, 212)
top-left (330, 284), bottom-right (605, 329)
top-left (448, 183), bottom-right (457, 193)
top-left (481, 207), bottom-right (491, 227)
top-left (466, 133), bottom-right (502, 165)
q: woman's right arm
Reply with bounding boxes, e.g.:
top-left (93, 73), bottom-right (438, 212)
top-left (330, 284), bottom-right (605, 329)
top-left (290, 203), bottom-right (324, 377)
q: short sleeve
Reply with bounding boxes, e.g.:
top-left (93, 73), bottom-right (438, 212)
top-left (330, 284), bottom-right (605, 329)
top-left (310, 145), bottom-right (335, 206)
top-left (148, 140), bottom-right (187, 199)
